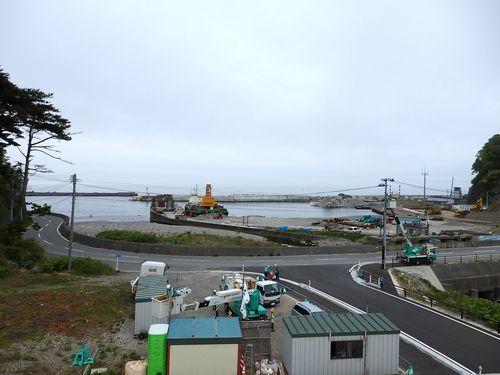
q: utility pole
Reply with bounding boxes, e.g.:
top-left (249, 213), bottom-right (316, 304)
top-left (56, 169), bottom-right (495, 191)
top-left (68, 174), bottom-right (77, 272)
top-left (422, 170), bottom-right (428, 205)
top-left (380, 178), bottom-right (394, 270)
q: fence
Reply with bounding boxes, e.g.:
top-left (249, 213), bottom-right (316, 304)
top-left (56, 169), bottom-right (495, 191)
top-left (389, 252), bottom-right (500, 267)
top-left (357, 267), bottom-right (500, 334)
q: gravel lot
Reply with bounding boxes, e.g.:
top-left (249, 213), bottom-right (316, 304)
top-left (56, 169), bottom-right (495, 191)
top-left (74, 221), bottom-right (266, 241)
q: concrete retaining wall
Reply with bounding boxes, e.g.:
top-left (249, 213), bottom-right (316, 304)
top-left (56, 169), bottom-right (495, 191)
top-left (433, 262), bottom-right (500, 299)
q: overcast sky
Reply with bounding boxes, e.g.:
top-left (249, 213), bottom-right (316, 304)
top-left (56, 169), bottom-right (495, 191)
top-left (1, 0), bottom-right (499, 196)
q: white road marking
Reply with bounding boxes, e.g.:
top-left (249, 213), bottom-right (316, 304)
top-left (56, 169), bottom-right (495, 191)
top-left (37, 233), bottom-right (41, 238)
top-left (43, 240), bottom-right (53, 245)
top-left (281, 275), bottom-right (476, 375)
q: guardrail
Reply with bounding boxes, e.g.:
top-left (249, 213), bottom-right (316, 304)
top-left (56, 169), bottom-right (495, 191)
top-left (434, 252), bottom-right (500, 265)
top-left (389, 252), bottom-right (500, 267)
top-left (357, 268), bottom-right (500, 334)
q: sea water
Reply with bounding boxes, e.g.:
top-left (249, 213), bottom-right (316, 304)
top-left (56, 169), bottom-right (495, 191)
top-left (27, 196), bottom-right (375, 223)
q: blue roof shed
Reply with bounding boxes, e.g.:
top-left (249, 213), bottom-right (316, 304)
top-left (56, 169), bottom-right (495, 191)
top-left (168, 317), bottom-right (242, 345)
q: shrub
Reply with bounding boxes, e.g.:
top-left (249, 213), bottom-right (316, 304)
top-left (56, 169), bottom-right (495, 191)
top-left (0, 257), bottom-right (13, 278)
top-left (71, 257), bottom-right (116, 276)
top-left (42, 256), bottom-right (69, 273)
top-left (96, 230), bottom-right (158, 243)
top-left (43, 256), bottom-right (115, 276)
top-left (3, 239), bottom-right (45, 269)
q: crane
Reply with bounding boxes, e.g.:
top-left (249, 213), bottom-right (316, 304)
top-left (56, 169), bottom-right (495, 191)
top-left (390, 208), bottom-right (438, 265)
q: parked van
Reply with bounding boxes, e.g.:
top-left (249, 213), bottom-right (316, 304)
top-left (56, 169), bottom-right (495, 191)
top-left (291, 301), bottom-right (325, 316)
top-left (347, 226), bottom-right (361, 233)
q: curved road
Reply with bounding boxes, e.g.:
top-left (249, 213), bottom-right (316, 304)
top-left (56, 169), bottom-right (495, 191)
top-left (31, 215), bottom-right (500, 373)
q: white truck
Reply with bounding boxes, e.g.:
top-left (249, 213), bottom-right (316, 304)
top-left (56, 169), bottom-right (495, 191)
top-left (221, 272), bottom-right (280, 307)
top-left (256, 280), bottom-right (280, 307)
top-left (130, 261), bottom-right (169, 296)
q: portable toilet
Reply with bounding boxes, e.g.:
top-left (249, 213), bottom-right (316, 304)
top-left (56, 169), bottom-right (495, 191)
top-left (147, 323), bottom-right (168, 375)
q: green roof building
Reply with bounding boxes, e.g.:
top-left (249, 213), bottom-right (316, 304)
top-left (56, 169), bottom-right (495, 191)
top-left (283, 313), bottom-right (400, 375)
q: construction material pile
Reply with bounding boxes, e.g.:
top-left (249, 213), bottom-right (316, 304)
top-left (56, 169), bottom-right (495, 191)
top-left (311, 195), bottom-right (367, 208)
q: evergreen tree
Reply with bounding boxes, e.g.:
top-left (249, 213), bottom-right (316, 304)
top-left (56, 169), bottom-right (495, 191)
top-left (470, 134), bottom-right (500, 203)
top-left (16, 88), bottom-right (72, 217)
top-left (0, 68), bottom-right (24, 146)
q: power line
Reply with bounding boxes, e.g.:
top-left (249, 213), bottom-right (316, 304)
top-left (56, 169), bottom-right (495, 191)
top-left (393, 180), bottom-right (448, 194)
top-left (293, 185), bottom-right (382, 196)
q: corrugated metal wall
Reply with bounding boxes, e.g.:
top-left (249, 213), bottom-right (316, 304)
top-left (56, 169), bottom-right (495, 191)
top-left (284, 334), bottom-right (399, 375)
top-left (365, 334), bottom-right (399, 375)
top-left (134, 301), bottom-right (168, 335)
top-left (282, 326), bottom-right (293, 373)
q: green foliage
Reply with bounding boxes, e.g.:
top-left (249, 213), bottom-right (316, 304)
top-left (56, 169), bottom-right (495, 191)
top-left (1, 67), bottom-right (73, 219)
top-left (1, 238), bottom-right (45, 270)
top-left (42, 256), bottom-right (69, 273)
top-left (29, 203), bottom-right (51, 216)
top-left (71, 257), bottom-right (116, 276)
top-left (472, 134), bottom-right (500, 186)
top-left (393, 269), bottom-right (500, 327)
top-left (0, 68), bottom-right (24, 147)
top-left (428, 289), bottom-right (500, 324)
top-left (43, 256), bottom-right (116, 276)
top-left (0, 219), bottom-right (31, 244)
top-left (0, 257), bottom-right (13, 278)
top-left (97, 230), bottom-right (159, 243)
top-left (96, 229), bottom-right (279, 247)
top-left (288, 228), bottom-right (374, 244)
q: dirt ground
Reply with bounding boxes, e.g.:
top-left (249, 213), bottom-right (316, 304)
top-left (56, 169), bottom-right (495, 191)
top-left (0, 270), bottom-right (293, 375)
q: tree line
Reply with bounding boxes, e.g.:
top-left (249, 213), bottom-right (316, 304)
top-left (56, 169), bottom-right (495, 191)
top-left (0, 67), bottom-right (73, 275)
top-left (469, 134), bottom-right (500, 205)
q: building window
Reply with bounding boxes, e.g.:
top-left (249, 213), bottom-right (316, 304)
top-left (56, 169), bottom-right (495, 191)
top-left (331, 340), bottom-right (363, 359)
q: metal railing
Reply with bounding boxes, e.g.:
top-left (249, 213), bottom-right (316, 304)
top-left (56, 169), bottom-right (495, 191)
top-left (434, 252), bottom-right (500, 265)
top-left (357, 268), bottom-right (500, 334)
top-left (390, 252), bottom-right (500, 266)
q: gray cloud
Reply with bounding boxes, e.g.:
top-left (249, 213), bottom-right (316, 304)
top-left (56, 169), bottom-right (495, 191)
top-left (2, 0), bottom-right (499, 195)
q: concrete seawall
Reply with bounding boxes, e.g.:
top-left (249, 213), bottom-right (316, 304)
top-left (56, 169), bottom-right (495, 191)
top-left (173, 194), bottom-right (311, 202)
top-left (51, 213), bottom-right (375, 256)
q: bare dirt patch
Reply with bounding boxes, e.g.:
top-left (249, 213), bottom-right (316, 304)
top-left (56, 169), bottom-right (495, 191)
top-left (0, 272), bottom-right (139, 374)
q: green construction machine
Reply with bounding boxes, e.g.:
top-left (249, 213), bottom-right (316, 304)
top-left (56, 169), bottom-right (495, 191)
top-left (391, 209), bottom-right (438, 265)
top-left (229, 289), bottom-right (267, 320)
top-left (184, 288), bottom-right (267, 320)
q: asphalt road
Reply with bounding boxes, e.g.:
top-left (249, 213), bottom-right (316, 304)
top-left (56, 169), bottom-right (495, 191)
top-left (31, 215), bottom-right (500, 373)
top-left (278, 265), bottom-right (500, 373)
